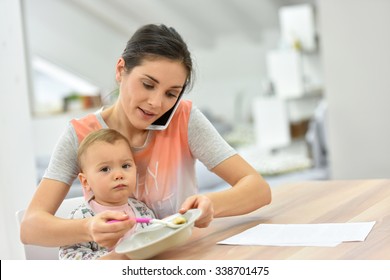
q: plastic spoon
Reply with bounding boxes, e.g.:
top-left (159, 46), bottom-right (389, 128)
top-left (107, 217), bottom-right (187, 229)
top-left (136, 217), bottom-right (186, 229)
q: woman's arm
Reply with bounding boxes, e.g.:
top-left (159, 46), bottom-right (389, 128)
top-left (180, 154), bottom-right (271, 227)
top-left (20, 178), bottom-right (134, 248)
top-left (207, 154), bottom-right (271, 217)
top-left (185, 107), bottom-right (271, 226)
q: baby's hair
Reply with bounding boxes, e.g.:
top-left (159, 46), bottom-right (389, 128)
top-left (77, 129), bottom-right (132, 171)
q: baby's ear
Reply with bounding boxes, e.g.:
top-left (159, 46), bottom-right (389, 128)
top-left (78, 173), bottom-right (90, 192)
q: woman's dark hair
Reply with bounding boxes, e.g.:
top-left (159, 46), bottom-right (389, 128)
top-left (121, 24), bottom-right (194, 91)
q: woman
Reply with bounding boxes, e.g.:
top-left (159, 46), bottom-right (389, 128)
top-left (21, 24), bottom-right (271, 259)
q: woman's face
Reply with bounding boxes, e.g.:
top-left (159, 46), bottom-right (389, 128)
top-left (116, 57), bottom-right (188, 130)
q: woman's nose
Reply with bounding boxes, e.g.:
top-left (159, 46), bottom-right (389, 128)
top-left (148, 92), bottom-right (163, 108)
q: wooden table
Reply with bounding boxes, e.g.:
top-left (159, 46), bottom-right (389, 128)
top-left (153, 180), bottom-right (390, 259)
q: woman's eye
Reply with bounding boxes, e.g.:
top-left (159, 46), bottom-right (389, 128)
top-left (143, 82), bottom-right (154, 90)
top-left (167, 92), bottom-right (179, 98)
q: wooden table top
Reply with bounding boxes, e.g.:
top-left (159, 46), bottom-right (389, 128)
top-left (153, 179), bottom-right (390, 260)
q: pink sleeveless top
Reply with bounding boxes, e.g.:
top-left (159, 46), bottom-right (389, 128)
top-left (70, 100), bottom-right (197, 218)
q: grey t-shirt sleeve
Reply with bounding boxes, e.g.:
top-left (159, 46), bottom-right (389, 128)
top-left (43, 123), bottom-right (80, 186)
top-left (188, 106), bottom-right (237, 170)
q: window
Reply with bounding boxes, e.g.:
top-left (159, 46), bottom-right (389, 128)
top-left (31, 56), bottom-right (101, 115)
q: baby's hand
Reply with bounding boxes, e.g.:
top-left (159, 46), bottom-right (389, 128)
top-left (87, 211), bottom-right (135, 248)
top-left (179, 194), bottom-right (214, 228)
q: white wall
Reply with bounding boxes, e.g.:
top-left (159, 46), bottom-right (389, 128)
top-left (190, 33), bottom-right (324, 125)
top-left (23, 0), bottom-right (124, 93)
top-left (24, 1), bottom-right (278, 125)
top-left (24, 0), bottom-right (324, 127)
top-left (319, 0), bottom-right (390, 179)
top-left (32, 110), bottom-right (96, 158)
top-left (190, 34), bottom-right (271, 123)
top-left (0, 0), bottom-right (37, 259)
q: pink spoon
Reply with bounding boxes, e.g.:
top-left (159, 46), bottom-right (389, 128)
top-left (107, 217), bottom-right (185, 228)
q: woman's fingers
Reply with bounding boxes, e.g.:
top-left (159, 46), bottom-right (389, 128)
top-left (179, 195), bottom-right (214, 228)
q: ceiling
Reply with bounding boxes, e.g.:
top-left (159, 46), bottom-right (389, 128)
top-left (65, 0), bottom-right (317, 50)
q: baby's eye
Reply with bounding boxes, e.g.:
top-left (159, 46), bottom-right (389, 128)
top-left (100, 167), bottom-right (110, 172)
top-left (122, 163), bottom-right (131, 169)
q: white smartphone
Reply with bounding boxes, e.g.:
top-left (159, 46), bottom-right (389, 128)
top-left (147, 93), bottom-right (184, 130)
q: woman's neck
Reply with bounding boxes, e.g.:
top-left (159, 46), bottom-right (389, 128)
top-left (101, 104), bottom-right (149, 148)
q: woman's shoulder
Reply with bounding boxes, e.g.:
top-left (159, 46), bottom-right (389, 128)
top-left (178, 99), bottom-right (192, 112)
top-left (70, 112), bottom-right (101, 128)
top-left (171, 99), bottom-right (193, 122)
top-left (157, 99), bottom-right (193, 135)
top-left (70, 111), bottom-right (104, 144)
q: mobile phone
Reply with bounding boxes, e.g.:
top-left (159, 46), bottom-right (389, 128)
top-left (147, 93), bottom-right (184, 130)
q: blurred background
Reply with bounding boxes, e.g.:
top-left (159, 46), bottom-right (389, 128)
top-left (1, 0), bottom-right (390, 259)
top-left (26, 0), bottom-right (325, 189)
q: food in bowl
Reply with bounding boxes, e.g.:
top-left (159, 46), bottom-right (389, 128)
top-left (115, 209), bottom-right (201, 259)
top-left (172, 215), bottom-right (187, 225)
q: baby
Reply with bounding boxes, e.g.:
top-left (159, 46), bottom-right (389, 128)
top-left (59, 128), bottom-right (155, 260)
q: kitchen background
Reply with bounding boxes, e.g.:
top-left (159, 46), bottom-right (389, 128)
top-left (1, 0), bottom-right (390, 259)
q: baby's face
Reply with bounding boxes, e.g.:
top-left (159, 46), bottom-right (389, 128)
top-left (81, 140), bottom-right (136, 206)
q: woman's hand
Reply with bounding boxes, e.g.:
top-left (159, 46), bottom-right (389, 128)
top-left (179, 194), bottom-right (214, 228)
top-left (86, 211), bottom-right (135, 248)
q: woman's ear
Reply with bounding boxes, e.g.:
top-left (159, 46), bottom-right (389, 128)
top-left (115, 58), bottom-right (125, 82)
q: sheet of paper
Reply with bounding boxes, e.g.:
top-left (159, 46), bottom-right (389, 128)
top-left (217, 221), bottom-right (376, 247)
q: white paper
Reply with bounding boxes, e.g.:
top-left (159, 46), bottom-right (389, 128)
top-left (217, 221), bottom-right (376, 247)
